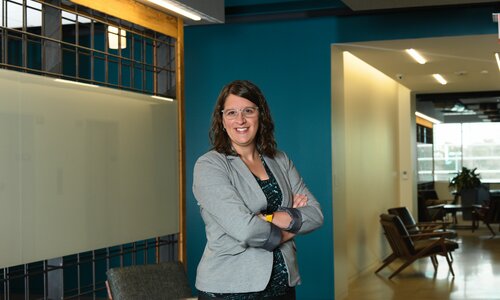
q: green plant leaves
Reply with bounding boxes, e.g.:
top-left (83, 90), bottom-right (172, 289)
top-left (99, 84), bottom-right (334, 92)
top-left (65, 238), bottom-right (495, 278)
top-left (449, 167), bottom-right (481, 192)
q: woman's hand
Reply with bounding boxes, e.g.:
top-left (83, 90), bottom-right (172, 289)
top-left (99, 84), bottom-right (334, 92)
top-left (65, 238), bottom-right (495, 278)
top-left (257, 213), bottom-right (267, 221)
top-left (256, 212), bottom-right (291, 229)
top-left (257, 194), bottom-right (307, 232)
top-left (271, 211), bottom-right (292, 229)
top-left (293, 194), bottom-right (308, 208)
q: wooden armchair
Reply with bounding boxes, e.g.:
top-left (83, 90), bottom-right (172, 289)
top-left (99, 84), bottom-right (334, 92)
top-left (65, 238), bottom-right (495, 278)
top-left (375, 214), bottom-right (459, 279)
top-left (472, 196), bottom-right (500, 237)
top-left (388, 207), bottom-right (456, 239)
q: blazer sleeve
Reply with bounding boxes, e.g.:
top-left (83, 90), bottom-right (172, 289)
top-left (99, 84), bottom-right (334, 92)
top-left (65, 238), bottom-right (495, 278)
top-left (193, 153), bottom-right (280, 250)
top-left (277, 151), bottom-right (324, 234)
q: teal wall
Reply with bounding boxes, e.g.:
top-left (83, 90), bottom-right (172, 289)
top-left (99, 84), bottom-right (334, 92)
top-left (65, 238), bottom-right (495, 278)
top-left (184, 5), bottom-right (496, 299)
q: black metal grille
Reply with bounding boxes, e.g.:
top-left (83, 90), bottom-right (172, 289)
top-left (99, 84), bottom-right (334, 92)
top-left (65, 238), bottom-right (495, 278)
top-left (0, 0), bottom-right (176, 98)
top-left (0, 235), bottom-right (179, 300)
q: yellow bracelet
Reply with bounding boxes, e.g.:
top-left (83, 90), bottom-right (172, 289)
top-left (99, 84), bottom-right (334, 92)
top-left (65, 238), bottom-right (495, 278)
top-left (264, 213), bottom-right (274, 222)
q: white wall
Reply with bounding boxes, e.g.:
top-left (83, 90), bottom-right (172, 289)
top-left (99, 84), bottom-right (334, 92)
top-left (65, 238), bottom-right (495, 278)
top-left (332, 49), bottom-right (414, 299)
top-left (398, 88), bottom-right (417, 213)
top-left (332, 47), bottom-right (348, 300)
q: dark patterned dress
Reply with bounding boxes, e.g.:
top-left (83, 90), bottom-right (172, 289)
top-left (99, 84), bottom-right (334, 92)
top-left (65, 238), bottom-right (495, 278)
top-left (198, 157), bottom-right (295, 299)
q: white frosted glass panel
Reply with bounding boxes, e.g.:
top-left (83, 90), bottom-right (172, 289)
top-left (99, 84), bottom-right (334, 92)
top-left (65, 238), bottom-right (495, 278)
top-left (0, 73), bottom-right (22, 267)
top-left (0, 69), bottom-right (179, 268)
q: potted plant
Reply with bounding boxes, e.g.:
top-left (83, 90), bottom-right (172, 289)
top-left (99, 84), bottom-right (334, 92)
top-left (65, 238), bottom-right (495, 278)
top-left (449, 167), bottom-right (481, 193)
top-left (449, 167), bottom-right (482, 220)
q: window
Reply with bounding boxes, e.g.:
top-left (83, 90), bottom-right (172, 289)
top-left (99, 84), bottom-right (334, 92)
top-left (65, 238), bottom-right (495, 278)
top-left (417, 142), bottom-right (433, 183)
top-left (416, 124), bottom-right (434, 183)
top-left (433, 123), bottom-right (500, 182)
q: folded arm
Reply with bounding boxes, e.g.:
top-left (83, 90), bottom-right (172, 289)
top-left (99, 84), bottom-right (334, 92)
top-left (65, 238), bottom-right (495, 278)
top-left (193, 155), bottom-right (281, 251)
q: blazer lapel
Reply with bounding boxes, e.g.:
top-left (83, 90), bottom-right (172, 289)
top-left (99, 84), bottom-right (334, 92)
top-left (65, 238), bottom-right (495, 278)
top-left (227, 155), bottom-right (268, 211)
top-left (262, 156), bottom-right (292, 208)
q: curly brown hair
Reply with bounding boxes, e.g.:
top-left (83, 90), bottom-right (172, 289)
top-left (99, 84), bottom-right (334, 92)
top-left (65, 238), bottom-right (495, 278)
top-left (209, 80), bottom-right (277, 157)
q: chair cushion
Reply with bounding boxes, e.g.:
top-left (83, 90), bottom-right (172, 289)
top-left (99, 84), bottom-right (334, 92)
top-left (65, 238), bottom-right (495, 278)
top-left (107, 262), bottom-right (192, 300)
top-left (380, 214), bottom-right (415, 251)
top-left (414, 239), bottom-right (459, 253)
top-left (388, 207), bottom-right (416, 227)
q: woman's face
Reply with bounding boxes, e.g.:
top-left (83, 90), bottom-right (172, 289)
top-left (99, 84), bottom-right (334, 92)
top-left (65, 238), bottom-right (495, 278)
top-left (222, 94), bottom-right (259, 153)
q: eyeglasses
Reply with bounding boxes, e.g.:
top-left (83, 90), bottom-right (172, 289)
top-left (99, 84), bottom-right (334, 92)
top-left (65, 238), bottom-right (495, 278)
top-left (221, 106), bottom-right (259, 119)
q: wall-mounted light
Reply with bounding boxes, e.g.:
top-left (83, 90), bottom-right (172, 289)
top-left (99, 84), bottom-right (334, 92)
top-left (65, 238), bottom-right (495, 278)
top-left (147, 0), bottom-right (201, 21)
top-left (151, 95), bottom-right (174, 102)
top-left (405, 48), bottom-right (427, 64)
top-left (54, 79), bottom-right (99, 88)
top-left (108, 26), bottom-right (127, 50)
top-left (432, 73), bottom-right (447, 85)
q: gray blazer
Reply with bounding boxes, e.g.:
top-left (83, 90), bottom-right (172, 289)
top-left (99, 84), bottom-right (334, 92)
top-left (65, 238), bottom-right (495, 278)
top-left (193, 150), bottom-right (324, 293)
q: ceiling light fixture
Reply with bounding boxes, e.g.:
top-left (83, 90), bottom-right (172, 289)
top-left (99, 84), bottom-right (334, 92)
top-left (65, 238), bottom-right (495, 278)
top-left (147, 0), bottom-right (201, 21)
top-left (405, 48), bottom-right (427, 64)
top-left (432, 74), bottom-right (447, 85)
top-left (495, 53), bottom-right (500, 72)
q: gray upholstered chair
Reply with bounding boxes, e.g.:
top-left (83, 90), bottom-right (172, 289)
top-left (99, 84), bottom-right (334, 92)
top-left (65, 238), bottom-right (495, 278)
top-left (106, 261), bottom-right (192, 300)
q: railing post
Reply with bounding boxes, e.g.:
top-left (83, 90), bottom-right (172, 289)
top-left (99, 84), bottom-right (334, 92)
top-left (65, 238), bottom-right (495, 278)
top-left (47, 257), bottom-right (63, 300)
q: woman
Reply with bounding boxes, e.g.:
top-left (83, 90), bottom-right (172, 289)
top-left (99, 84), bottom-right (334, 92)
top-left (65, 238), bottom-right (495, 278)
top-left (193, 80), bottom-right (323, 299)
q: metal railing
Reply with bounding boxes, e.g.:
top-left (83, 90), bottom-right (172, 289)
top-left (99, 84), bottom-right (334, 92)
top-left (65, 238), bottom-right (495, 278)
top-left (0, 0), bottom-right (176, 97)
top-left (1, 234), bottom-right (179, 299)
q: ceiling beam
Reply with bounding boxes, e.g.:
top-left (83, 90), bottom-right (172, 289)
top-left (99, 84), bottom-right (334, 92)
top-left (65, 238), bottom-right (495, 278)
top-left (70, 0), bottom-right (179, 38)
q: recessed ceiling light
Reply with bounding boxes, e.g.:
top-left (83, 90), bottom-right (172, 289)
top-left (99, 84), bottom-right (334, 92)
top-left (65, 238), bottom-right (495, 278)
top-left (147, 0), bottom-right (202, 21)
top-left (432, 74), bottom-right (447, 85)
top-left (405, 48), bottom-right (427, 64)
top-left (495, 53), bottom-right (500, 72)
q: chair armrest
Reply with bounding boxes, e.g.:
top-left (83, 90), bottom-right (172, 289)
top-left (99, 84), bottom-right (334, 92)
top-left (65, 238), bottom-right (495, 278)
top-left (405, 224), bottom-right (419, 229)
top-left (417, 221), bottom-right (451, 226)
top-left (408, 232), bottom-right (447, 239)
top-left (416, 221), bottom-right (452, 230)
top-left (427, 204), bottom-right (445, 209)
